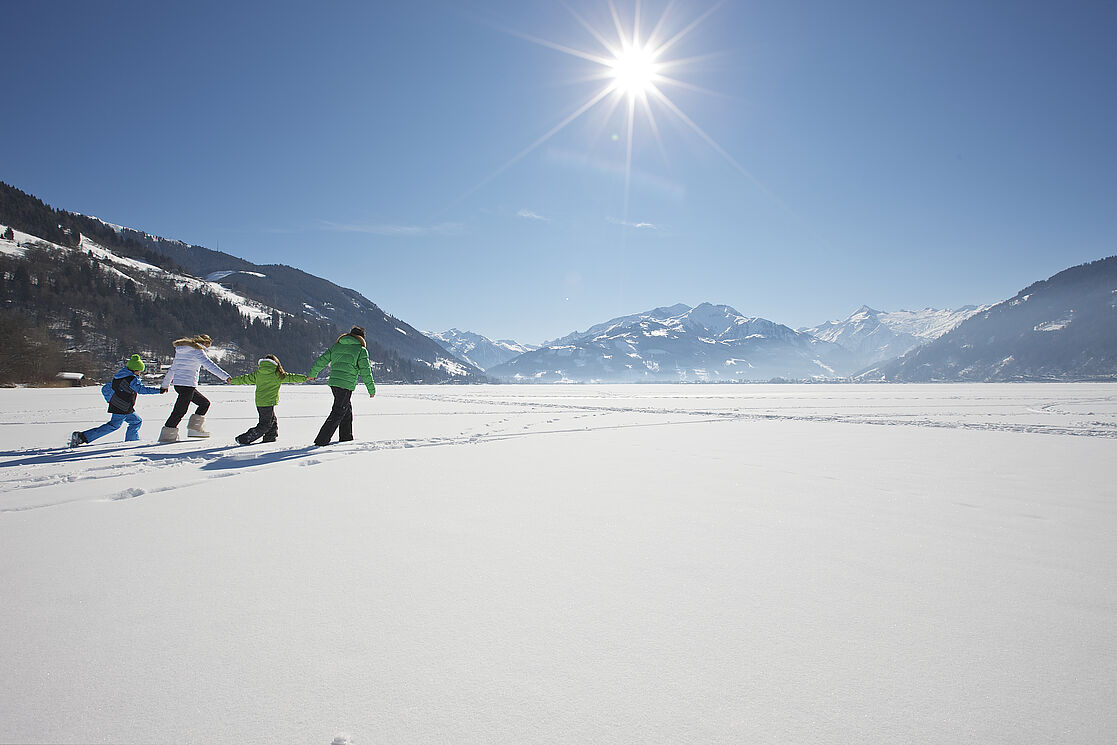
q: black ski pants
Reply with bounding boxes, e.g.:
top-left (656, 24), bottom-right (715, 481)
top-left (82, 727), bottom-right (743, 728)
top-left (166, 385), bottom-right (210, 428)
top-left (237, 406), bottom-right (278, 444)
top-left (315, 386), bottom-right (354, 446)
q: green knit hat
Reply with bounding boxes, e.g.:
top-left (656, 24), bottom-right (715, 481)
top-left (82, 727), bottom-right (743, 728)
top-left (126, 354), bottom-right (145, 372)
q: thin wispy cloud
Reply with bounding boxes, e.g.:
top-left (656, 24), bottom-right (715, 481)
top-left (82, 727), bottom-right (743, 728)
top-left (318, 220), bottom-right (465, 237)
top-left (544, 148), bottom-right (686, 201)
top-left (218, 226), bottom-right (299, 235)
top-left (517, 209), bottom-right (551, 222)
top-left (608, 217), bottom-right (660, 230)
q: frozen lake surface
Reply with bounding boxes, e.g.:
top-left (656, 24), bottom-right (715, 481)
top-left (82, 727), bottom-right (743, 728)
top-left (1, 383), bottom-right (1115, 744)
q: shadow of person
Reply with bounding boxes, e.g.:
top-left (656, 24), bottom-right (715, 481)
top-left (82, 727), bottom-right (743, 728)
top-left (200, 445), bottom-right (322, 471)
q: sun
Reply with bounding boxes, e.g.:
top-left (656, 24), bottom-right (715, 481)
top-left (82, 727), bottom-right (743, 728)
top-left (462, 2), bottom-right (751, 225)
top-left (609, 44), bottom-right (660, 98)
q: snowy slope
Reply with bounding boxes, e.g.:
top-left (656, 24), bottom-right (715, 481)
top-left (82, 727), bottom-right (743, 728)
top-left (0, 384), bottom-right (1115, 744)
top-left (424, 328), bottom-right (537, 371)
top-left (1, 184), bottom-right (485, 383)
top-left (96, 221), bottom-right (480, 380)
top-left (875, 306), bottom-right (987, 338)
top-left (2, 226), bottom-right (277, 323)
top-left (490, 302), bottom-right (854, 382)
top-left (802, 305), bottom-right (985, 369)
top-left (876, 255), bottom-right (1117, 381)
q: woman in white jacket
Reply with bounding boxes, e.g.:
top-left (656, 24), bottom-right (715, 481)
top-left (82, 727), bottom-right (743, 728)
top-left (159, 334), bottom-right (231, 442)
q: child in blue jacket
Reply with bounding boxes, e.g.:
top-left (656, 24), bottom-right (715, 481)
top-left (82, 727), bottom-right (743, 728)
top-left (70, 355), bottom-right (165, 447)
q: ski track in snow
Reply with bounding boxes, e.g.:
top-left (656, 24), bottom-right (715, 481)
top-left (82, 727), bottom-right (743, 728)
top-left (1, 384), bottom-right (1115, 512)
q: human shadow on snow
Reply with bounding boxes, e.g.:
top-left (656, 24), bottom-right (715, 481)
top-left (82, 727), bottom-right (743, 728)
top-left (200, 445), bottom-right (322, 471)
top-left (0, 442), bottom-right (239, 469)
top-left (0, 444), bottom-right (147, 468)
top-left (134, 444), bottom-right (241, 462)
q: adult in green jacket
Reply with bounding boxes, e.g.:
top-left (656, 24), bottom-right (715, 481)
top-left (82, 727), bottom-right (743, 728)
top-left (308, 326), bottom-right (376, 446)
top-left (229, 354), bottom-right (310, 444)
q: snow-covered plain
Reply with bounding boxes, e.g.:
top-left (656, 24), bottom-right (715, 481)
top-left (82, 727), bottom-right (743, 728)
top-left (1, 383), bottom-right (1115, 744)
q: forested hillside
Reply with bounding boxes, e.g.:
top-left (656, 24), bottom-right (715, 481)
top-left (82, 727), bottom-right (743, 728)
top-left (0, 183), bottom-right (479, 384)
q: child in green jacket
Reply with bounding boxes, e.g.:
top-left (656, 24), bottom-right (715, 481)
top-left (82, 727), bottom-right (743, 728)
top-left (229, 355), bottom-right (309, 444)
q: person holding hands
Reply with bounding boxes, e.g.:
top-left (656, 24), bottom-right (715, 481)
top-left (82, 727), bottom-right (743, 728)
top-left (159, 333), bottom-right (231, 442)
top-left (308, 326), bottom-right (376, 447)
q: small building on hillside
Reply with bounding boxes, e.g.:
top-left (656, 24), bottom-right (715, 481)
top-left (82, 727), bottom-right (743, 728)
top-left (55, 372), bottom-right (85, 387)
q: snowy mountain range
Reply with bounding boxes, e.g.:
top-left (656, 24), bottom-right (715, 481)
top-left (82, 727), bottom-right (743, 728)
top-left (801, 305), bottom-right (986, 370)
top-left (872, 256), bottom-right (1117, 381)
top-left (5, 183), bottom-right (1113, 385)
top-left (479, 298), bottom-right (1052, 383)
top-left (424, 329), bottom-right (537, 371)
top-left (487, 303), bottom-right (854, 382)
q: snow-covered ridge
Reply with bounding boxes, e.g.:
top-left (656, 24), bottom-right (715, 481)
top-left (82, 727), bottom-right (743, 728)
top-left (80, 213), bottom-right (191, 250)
top-left (490, 302), bottom-right (846, 383)
top-left (875, 255), bottom-right (1117, 381)
top-left (0, 226), bottom-right (40, 257)
top-left (204, 270), bottom-right (267, 282)
top-left (3, 224), bottom-right (279, 325)
top-left (80, 235), bottom-right (278, 324)
top-left (805, 305), bottom-right (984, 344)
top-left (425, 328), bottom-right (538, 371)
top-left (875, 306), bottom-right (987, 338)
top-left (801, 304), bottom-right (986, 371)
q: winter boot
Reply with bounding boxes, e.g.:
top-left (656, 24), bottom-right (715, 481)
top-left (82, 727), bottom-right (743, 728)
top-left (158, 426), bottom-right (180, 443)
top-left (187, 414), bottom-right (210, 438)
top-left (69, 431), bottom-right (87, 448)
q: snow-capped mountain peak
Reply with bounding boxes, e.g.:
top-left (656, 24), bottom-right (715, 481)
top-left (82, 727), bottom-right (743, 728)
top-left (424, 328), bottom-right (537, 371)
top-left (876, 306), bottom-right (985, 339)
top-left (489, 302), bottom-right (848, 382)
top-left (801, 304), bottom-right (986, 370)
top-left (876, 256), bottom-right (1117, 381)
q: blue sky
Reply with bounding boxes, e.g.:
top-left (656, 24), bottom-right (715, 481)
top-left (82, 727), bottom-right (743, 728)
top-left (2, 0), bottom-right (1115, 344)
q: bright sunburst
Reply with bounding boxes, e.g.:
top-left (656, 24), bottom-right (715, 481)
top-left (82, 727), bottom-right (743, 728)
top-left (464, 1), bottom-right (749, 226)
top-left (609, 44), bottom-right (660, 98)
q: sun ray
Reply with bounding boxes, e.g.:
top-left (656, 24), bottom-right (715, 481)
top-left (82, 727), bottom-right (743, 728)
top-left (562, 2), bottom-right (621, 57)
top-left (607, 0), bottom-right (628, 51)
top-left (654, 75), bottom-right (734, 100)
top-left (458, 0), bottom-right (757, 232)
top-left (563, 70), bottom-right (624, 87)
top-left (587, 87), bottom-right (628, 145)
top-left (638, 90), bottom-right (672, 171)
top-left (643, 0), bottom-right (679, 50)
top-left (500, 26), bottom-right (614, 67)
top-left (455, 84), bottom-right (617, 206)
top-left (618, 91), bottom-right (638, 303)
top-left (656, 50), bottom-right (736, 72)
top-left (650, 1), bottom-right (724, 60)
top-left (650, 82), bottom-right (808, 228)
top-left (633, 0), bottom-right (642, 47)
top-left (648, 86), bottom-right (760, 188)
top-left (623, 92), bottom-right (637, 224)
